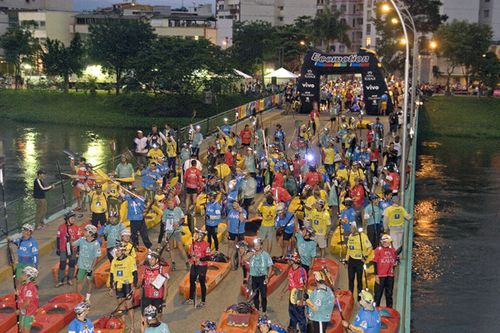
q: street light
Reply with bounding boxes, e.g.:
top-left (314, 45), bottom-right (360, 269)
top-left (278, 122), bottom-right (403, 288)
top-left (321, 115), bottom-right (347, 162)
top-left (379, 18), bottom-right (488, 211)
top-left (391, 17), bottom-right (399, 24)
top-left (381, 3), bottom-right (392, 13)
top-left (429, 40), bottom-right (438, 50)
top-left (399, 37), bottom-right (407, 45)
top-left (299, 40), bottom-right (306, 46)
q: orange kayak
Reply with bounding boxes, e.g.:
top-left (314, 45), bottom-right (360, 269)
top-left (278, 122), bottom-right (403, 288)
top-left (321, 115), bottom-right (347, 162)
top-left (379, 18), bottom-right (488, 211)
top-left (216, 307), bottom-right (259, 333)
top-left (179, 261), bottom-right (231, 300)
top-left (240, 262), bottom-right (290, 298)
top-left (94, 316), bottom-right (126, 333)
top-left (0, 294), bottom-right (17, 332)
top-left (378, 307), bottom-right (400, 333)
top-left (50, 261), bottom-right (78, 284)
top-left (326, 290), bottom-right (354, 333)
top-left (307, 258), bottom-right (340, 290)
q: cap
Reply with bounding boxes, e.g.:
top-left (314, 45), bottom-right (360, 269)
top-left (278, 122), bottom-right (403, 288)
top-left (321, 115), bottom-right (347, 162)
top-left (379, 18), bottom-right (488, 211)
top-left (74, 302), bottom-right (91, 315)
top-left (276, 202), bottom-right (286, 212)
top-left (84, 224), bottom-right (97, 234)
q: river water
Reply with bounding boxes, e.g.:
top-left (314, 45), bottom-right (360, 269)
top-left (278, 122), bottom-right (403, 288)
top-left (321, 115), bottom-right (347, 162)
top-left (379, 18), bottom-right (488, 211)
top-left (412, 136), bottom-right (500, 332)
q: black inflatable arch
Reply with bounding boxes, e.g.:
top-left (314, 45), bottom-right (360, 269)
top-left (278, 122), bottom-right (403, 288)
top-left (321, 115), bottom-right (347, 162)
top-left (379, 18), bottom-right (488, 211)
top-left (297, 48), bottom-right (391, 115)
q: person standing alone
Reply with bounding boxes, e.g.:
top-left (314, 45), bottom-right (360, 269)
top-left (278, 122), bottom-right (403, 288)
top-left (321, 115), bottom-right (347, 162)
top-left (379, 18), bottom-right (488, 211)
top-left (33, 169), bottom-right (54, 229)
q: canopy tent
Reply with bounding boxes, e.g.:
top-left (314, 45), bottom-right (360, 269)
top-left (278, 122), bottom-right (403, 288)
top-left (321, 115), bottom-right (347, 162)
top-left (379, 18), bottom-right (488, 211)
top-left (264, 67), bottom-right (298, 79)
top-left (233, 69), bottom-right (252, 79)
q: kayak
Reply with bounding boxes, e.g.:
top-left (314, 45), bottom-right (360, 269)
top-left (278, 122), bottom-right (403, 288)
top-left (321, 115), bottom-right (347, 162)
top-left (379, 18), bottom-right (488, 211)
top-left (182, 223), bottom-right (228, 251)
top-left (94, 316), bottom-right (126, 333)
top-left (50, 261), bottom-right (78, 284)
top-left (378, 307), bottom-right (400, 333)
top-left (0, 294), bottom-right (17, 332)
top-left (195, 192), bottom-right (223, 214)
top-left (216, 306), bottom-right (259, 333)
top-left (307, 258), bottom-right (340, 290)
top-left (47, 293), bottom-right (85, 325)
top-left (93, 245), bottom-right (150, 289)
top-left (240, 262), bottom-right (290, 298)
top-left (178, 261), bottom-right (231, 300)
top-left (329, 227), bottom-right (347, 258)
top-left (326, 290), bottom-right (355, 333)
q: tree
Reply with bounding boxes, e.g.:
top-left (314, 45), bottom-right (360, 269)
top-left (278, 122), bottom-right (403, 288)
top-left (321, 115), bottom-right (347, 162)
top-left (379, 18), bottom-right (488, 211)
top-left (471, 52), bottom-right (500, 95)
top-left (88, 18), bottom-right (155, 94)
top-left (306, 8), bottom-right (351, 52)
top-left (41, 34), bottom-right (85, 93)
top-left (434, 20), bottom-right (492, 92)
top-left (0, 22), bottom-right (38, 89)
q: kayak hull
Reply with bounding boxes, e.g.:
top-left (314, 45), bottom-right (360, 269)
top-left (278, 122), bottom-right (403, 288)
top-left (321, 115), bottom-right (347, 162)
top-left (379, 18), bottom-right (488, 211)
top-left (307, 258), bottom-right (340, 290)
top-left (0, 294), bottom-right (17, 332)
top-left (378, 307), bottom-right (400, 333)
top-left (179, 261), bottom-right (231, 300)
top-left (94, 316), bottom-right (126, 333)
top-left (216, 309), bottom-right (259, 333)
top-left (326, 290), bottom-right (355, 333)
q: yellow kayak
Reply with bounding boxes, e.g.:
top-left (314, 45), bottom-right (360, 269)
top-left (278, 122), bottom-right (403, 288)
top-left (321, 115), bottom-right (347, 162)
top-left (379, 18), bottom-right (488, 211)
top-left (119, 201), bottom-right (162, 229)
top-left (182, 223), bottom-right (228, 251)
top-left (195, 193), bottom-right (223, 215)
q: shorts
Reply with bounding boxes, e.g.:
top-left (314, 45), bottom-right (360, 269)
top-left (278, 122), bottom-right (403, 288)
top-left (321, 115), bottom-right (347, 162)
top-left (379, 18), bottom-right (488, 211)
top-left (141, 297), bottom-right (164, 313)
top-left (20, 315), bottom-right (34, 327)
top-left (115, 283), bottom-right (133, 299)
top-left (316, 235), bottom-right (327, 249)
top-left (76, 268), bottom-right (93, 281)
top-left (91, 212), bottom-right (107, 227)
top-left (228, 232), bottom-right (244, 241)
top-left (166, 230), bottom-right (182, 242)
top-left (259, 226), bottom-right (275, 240)
top-left (15, 263), bottom-right (29, 279)
top-left (186, 187), bottom-right (197, 194)
top-left (283, 232), bottom-right (293, 241)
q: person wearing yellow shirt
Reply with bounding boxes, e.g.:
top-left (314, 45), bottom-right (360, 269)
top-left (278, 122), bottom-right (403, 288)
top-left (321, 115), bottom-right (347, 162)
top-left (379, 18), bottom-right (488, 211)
top-left (335, 165), bottom-right (348, 183)
top-left (89, 183), bottom-right (108, 228)
top-left (257, 196), bottom-right (277, 253)
top-left (348, 163), bottom-right (365, 188)
top-left (322, 142), bottom-right (336, 176)
top-left (345, 225), bottom-right (372, 296)
top-left (119, 228), bottom-right (137, 260)
top-left (165, 136), bottom-right (177, 172)
top-left (383, 196), bottom-right (411, 250)
top-left (109, 245), bottom-right (137, 331)
top-left (147, 144), bottom-right (164, 166)
top-left (309, 200), bottom-right (331, 257)
top-left (104, 181), bottom-right (120, 214)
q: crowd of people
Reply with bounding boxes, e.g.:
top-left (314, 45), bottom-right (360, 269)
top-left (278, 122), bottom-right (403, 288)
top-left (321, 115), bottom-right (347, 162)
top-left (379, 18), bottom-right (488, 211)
top-left (7, 78), bottom-right (413, 333)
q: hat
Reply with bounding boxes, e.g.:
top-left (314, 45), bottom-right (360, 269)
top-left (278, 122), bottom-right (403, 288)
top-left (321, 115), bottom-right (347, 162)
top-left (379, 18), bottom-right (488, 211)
top-left (22, 224), bottom-right (34, 232)
top-left (359, 290), bottom-right (374, 303)
top-left (137, 130), bottom-right (143, 134)
top-left (74, 302), bottom-right (91, 315)
top-left (84, 224), bottom-right (97, 235)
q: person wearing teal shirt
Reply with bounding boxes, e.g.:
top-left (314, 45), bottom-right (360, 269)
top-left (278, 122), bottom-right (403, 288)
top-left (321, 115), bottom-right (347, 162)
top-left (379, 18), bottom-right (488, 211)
top-left (102, 211), bottom-right (125, 262)
top-left (244, 148), bottom-right (257, 174)
top-left (247, 238), bottom-right (273, 314)
top-left (307, 271), bottom-right (335, 333)
top-left (295, 227), bottom-right (316, 272)
top-left (144, 305), bottom-right (171, 333)
top-left (342, 290), bottom-right (381, 333)
top-left (363, 195), bottom-right (382, 247)
top-left (74, 224), bottom-right (101, 302)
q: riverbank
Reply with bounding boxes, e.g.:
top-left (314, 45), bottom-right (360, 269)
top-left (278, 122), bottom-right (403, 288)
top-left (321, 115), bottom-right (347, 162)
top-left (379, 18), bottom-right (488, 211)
top-left (421, 96), bottom-right (500, 139)
top-left (0, 90), bottom-right (260, 129)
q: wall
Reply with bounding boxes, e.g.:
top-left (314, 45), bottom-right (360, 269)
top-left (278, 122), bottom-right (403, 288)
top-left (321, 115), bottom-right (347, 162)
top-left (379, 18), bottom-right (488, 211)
top-left (0, 0), bottom-right (73, 11)
top-left (240, 0), bottom-right (275, 24)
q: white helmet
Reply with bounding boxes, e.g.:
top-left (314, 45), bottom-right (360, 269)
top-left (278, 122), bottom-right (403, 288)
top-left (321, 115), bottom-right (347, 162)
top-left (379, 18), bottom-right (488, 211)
top-left (22, 266), bottom-right (38, 281)
top-left (143, 304), bottom-right (158, 320)
top-left (84, 224), bottom-right (98, 235)
top-left (22, 224), bottom-right (34, 232)
top-left (121, 228), bottom-right (132, 237)
top-left (74, 301), bottom-right (90, 315)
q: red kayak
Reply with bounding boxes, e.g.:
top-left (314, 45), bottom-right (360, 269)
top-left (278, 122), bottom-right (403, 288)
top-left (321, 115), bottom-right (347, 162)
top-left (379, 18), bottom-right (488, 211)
top-left (307, 258), bottom-right (340, 290)
top-left (240, 262), bottom-right (290, 298)
top-left (0, 294), bottom-right (17, 332)
top-left (326, 290), bottom-right (354, 333)
top-left (94, 316), bottom-right (126, 333)
top-left (378, 307), bottom-right (400, 333)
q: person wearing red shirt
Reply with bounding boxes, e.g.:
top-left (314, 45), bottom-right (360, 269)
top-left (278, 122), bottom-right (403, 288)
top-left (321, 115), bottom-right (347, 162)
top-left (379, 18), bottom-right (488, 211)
top-left (292, 154), bottom-right (305, 179)
top-left (281, 253), bottom-right (307, 333)
top-left (304, 165), bottom-right (322, 188)
top-left (373, 234), bottom-right (398, 308)
top-left (272, 168), bottom-right (285, 188)
top-left (239, 124), bottom-right (253, 147)
top-left (18, 266), bottom-right (39, 333)
top-left (224, 146), bottom-right (235, 167)
top-left (185, 229), bottom-right (211, 308)
top-left (184, 160), bottom-right (203, 209)
top-left (140, 250), bottom-right (169, 318)
top-left (56, 212), bottom-right (81, 287)
top-left (386, 169), bottom-right (400, 194)
top-left (350, 178), bottom-right (365, 210)
top-left (264, 185), bottom-right (292, 204)
top-left (366, 124), bottom-right (375, 146)
top-left (369, 146), bottom-right (381, 177)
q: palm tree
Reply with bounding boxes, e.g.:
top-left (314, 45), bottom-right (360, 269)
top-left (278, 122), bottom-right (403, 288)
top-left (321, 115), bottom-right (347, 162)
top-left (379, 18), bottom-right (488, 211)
top-left (308, 8), bottom-right (351, 52)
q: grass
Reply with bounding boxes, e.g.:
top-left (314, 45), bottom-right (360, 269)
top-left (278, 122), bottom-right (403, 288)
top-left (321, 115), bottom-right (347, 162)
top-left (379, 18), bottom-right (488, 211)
top-left (0, 90), bottom-right (260, 129)
top-left (421, 96), bottom-right (500, 139)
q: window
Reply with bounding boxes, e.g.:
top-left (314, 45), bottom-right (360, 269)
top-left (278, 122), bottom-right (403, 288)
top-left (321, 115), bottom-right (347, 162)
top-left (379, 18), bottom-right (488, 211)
top-left (278, 16), bottom-right (284, 21)
top-left (367, 23), bottom-right (371, 34)
top-left (39, 21), bottom-right (45, 28)
top-left (278, 6), bottom-right (284, 10)
top-left (340, 4), bottom-right (346, 12)
top-left (484, 10), bottom-right (489, 18)
top-left (352, 18), bottom-right (356, 27)
top-left (339, 45), bottom-right (345, 52)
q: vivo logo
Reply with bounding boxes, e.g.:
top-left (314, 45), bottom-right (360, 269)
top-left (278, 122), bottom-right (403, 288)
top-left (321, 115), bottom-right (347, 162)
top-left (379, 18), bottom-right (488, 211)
top-left (366, 85), bottom-right (379, 90)
top-left (302, 83), bottom-right (315, 88)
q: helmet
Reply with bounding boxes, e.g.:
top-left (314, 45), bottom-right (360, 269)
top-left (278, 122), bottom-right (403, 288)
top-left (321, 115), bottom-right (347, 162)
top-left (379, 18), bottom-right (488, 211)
top-left (121, 228), bottom-right (132, 237)
top-left (287, 252), bottom-right (301, 264)
top-left (313, 271), bottom-right (326, 283)
top-left (253, 238), bottom-right (263, 246)
top-left (74, 302), bottom-right (90, 315)
top-left (381, 234), bottom-right (392, 243)
top-left (64, 212), bottom-right (76, 221)
top-left (258, 315), bottom-right (270, 326)
top-left (201, 320), bottom-right (217, 332)
top-left (108, 210), bottom-right (118, 218)
top-left (147, 249), bottom-right (160, 260)
top-left (195, 228), bottom-right (207, 236)
top-left (264, 185), bottom-right (271, 193)
top-left (317, 199), bottom-right (325, 206)
top-left (84, 224), bottom-right (97, 235)
top-left (359, 290), bottom-right (374, 303)
top-left (276, 202), bottom-right (286, 213)
top-left (143, 305), bottom-right (158, 320)
top-left (22, 224), bottom-right (34, 232)
top-left (22, 266), bottom-right (38, 281)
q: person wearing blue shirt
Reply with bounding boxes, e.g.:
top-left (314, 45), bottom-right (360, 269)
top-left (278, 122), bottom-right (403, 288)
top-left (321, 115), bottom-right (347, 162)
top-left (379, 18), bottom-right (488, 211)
top-left (342, 290), bottom-right (381, 333)
top-left (340, 198), bottom-right (357, 242)
top-left (68, 302), bottom-right (94, 333)
top-left (246, 238), bottom-right (273, 314)
top-left (121, 191), bottom-right (152, 249)
top-left (274, 124), bottom-right (286, 151)
top-left (226, 201), bottom-right (247, 261)
top-left (363, 195), bottom-right (382, 247)
top-left (307, 271), bottom-right (335, 333)
top-left (275, 205), bottom-right (295, 257)
top-left (10, 224), bottom-right (39, 280)
top-left (295, 227), bottom-right (316, 273)
top-left (141, 163), bottom-right (162, 203)
top-left (205, 193), bottom-right (222, 251)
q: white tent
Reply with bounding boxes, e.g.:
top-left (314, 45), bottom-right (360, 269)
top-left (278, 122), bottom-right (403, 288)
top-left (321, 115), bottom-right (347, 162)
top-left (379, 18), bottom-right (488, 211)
top-left (264, 67), bottom-right (298, 79)
top-left (233, 69), bottom-right (252, 79)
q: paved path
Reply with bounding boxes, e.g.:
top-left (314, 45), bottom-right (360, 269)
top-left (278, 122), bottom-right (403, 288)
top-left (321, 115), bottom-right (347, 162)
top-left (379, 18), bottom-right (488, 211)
top-left (0, 109), bottom-right (391, 332)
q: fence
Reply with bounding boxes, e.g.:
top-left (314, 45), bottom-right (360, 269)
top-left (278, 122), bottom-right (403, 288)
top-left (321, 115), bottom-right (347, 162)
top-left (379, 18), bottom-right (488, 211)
top-left (177, 94), bottom-right (283, 145)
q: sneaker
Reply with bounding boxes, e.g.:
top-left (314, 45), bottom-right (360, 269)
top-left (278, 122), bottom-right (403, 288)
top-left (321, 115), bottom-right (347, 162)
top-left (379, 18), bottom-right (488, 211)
top-left (196, 302), bottom-right (205, 309)
top-left (55, 282), bottom-right (64, 288)
top-left (67, 280), bottom-right (73, 286)
top-left (184, 299), bottom-right (194, 305)
top-left (171, 262), bottom-right (176, 271)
